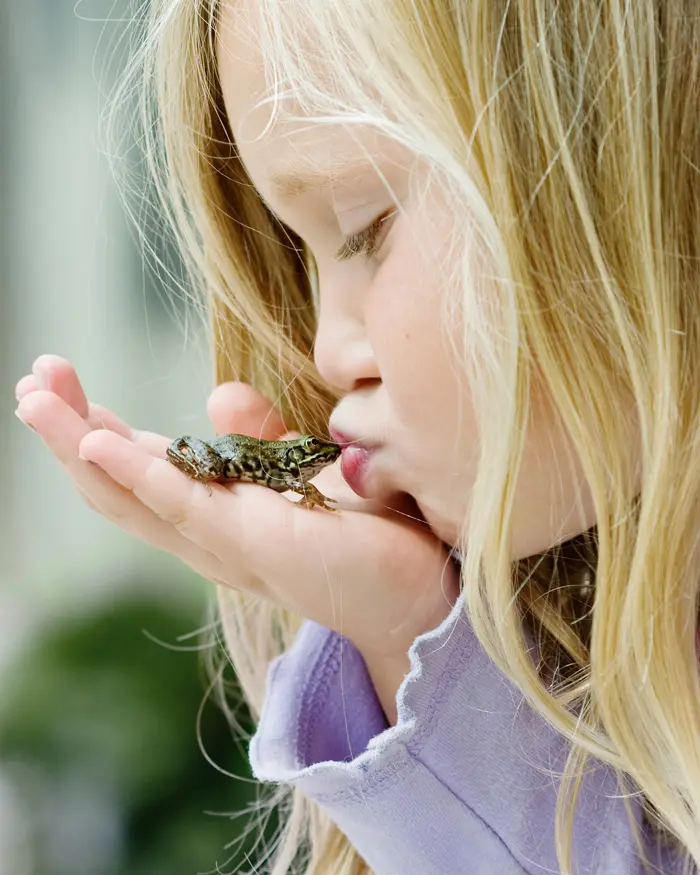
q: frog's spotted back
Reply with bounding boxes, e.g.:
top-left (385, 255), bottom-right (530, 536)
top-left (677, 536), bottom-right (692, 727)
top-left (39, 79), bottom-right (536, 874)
top-left (166, 432), bottom-right (341, 510)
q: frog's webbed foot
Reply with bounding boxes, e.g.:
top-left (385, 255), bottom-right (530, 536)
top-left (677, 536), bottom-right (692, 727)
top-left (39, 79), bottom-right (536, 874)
top-left (290, 481), bottom-right (339, 512)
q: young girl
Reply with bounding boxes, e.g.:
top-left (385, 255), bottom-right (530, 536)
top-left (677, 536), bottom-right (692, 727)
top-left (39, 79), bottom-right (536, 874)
top-left (14, 0), bottom-right (700, 872)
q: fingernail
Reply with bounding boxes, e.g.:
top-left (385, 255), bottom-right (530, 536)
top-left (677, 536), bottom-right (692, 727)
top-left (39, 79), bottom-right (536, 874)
top-left (14, 409), bottom-right (35, 431)
top-left (78, 446), bottom-right (99, 466)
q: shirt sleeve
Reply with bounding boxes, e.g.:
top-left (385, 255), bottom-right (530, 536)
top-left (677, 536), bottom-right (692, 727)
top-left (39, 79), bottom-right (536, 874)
top-left (248, 590), bottom-right (684, 875)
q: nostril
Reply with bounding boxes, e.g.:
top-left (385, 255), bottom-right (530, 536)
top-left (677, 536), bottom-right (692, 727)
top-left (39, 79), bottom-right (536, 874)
top-left (352, 377), bottom-right (381, 392)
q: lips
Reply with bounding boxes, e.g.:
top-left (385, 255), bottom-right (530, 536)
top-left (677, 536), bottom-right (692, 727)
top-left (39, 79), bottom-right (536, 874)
top-left (329, 426), bottom-right (376, 498)
top-left (328, 426), bottom-right (353, 448)
top-left (339, 446), bottom-right (374, 497)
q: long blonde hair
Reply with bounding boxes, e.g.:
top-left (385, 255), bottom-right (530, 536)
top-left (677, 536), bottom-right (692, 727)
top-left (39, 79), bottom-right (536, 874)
top-left (106, 0), bottom-right (700, 872)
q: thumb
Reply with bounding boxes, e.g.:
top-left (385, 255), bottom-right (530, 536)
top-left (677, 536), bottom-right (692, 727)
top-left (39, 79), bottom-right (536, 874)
top-left (207, 382), bottom-right (288, 440)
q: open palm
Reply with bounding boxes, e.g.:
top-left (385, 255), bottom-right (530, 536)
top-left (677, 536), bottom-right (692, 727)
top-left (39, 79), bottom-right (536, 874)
top-left (15, 355), bottom-right (460, 663)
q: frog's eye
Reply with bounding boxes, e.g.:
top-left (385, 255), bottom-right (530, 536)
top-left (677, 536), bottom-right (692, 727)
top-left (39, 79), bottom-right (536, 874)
top-left (306, 437), bottom-right (320, 447)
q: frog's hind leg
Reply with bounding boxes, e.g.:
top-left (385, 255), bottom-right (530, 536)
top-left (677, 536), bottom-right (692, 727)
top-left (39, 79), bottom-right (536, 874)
top-left (288, 480), bottom-right (339, 512)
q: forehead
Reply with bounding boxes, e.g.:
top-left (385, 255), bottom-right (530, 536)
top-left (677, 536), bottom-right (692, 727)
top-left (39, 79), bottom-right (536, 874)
top-left (215, 0), bottom-right (419, 206)
top-left (216, 0), bottom-right (270, 138)
top-left (215, 0), bottom-right (340, 197)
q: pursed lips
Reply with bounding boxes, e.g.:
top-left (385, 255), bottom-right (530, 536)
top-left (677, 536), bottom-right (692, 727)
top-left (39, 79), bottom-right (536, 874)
top-left (329, 425), bottom-right (379, 498)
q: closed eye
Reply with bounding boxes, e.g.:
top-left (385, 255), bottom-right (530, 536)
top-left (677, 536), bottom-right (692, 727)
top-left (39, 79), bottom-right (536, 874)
top-left (333, 208), bottom-right (397, 262)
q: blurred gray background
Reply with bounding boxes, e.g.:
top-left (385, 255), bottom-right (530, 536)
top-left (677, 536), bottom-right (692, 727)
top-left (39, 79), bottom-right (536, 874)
top-left (1, 3), bottom-right (266, 874)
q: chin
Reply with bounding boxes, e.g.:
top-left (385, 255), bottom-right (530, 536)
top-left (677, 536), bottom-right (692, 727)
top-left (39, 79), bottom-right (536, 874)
top-left (414, 498), bottom-right (460, 548)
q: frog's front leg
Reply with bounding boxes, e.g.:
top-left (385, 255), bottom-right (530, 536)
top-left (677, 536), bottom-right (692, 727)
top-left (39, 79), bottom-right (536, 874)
top-left (286, 479), bottom-right (339, 512)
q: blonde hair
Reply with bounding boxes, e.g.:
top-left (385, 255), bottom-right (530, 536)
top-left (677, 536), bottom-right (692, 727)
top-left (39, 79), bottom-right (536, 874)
top-left (107, 0), bottom-right (700, 872)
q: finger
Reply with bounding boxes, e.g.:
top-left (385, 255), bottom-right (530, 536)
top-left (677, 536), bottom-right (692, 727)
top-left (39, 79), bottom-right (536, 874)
top-left (17, 392), bottom-right (153, 524)
top-left (17, 393), bottom-right (160, 514)
top-left (18, 390), bottom-right (94, 465)
top-left (15, 370), bottom-right (134, 436)
top-left (18, 360), bottom-right (126, 444)
top-left (86, 403), bottom-right (171, 457)
top-left (17, 392), bottom-right (169, 493)
top-left (207, 382), bottom-right (288, 440)
top-left (16, 382), bottom-right (170, 458)
top-left (31, 354), bottom-right (89, 418)
top-left (78, 427), bottom-right (227, 534)
top-left (78, 426), bottom-right (290, 563)
top-left (15, 367), bottom-right (88, 408)
top-left (17, 391), bottom-right (229, 581)
top-left (15, 374), bottom-right (36, 402)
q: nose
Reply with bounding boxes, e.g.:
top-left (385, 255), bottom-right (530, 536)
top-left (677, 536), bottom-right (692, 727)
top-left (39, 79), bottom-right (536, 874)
top-left (313, 305), bottom-right (379, 394)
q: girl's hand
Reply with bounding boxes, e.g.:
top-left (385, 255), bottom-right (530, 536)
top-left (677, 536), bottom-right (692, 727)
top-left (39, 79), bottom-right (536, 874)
top-left (14, 355), bottom-right (460, 669)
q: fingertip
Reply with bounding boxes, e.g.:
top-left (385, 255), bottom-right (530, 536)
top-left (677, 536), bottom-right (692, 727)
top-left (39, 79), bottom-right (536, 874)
top-left (30, 355), bottom-right (88, 417)
top-left (206, 381), bottom-right (266, 415)
top-left (16, 390), bottom-right (87, 447)
top-left (16, 388), bottom-right (57, 421)
top-left (78, 428), bottom-right (168, 497)
top-left (32, 353), bottom-right (72, 368)
top-left (14, 408), bottom-right (34, 430)
top-left (15, 374), bottom-right (37, 402)
top-left (78, 427), bottom-right (116, 460)
top-left (207, 381), bottom-right (288, 440)
top-left (32, 353), bottom-right (70, 381)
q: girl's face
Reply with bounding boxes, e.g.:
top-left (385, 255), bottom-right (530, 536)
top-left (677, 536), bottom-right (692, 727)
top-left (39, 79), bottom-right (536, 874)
top-left (216, 1), bottom-right (597, 554)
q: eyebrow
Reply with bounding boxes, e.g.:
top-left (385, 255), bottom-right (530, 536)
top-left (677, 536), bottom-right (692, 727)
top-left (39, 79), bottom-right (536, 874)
top-left (268, 157), bottom-right (374, 201)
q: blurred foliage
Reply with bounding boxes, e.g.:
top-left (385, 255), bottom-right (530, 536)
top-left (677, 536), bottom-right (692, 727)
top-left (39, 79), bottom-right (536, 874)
top-left (0, 582), bottom-right (278, 875)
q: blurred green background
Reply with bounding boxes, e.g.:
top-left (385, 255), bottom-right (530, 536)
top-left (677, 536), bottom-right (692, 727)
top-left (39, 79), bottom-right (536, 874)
top-left (1, 2), bottom-right (275, 872)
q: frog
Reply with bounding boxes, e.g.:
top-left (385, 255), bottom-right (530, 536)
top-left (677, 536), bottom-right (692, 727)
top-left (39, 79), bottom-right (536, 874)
top-left (165, 433), bottom-right (341, 511)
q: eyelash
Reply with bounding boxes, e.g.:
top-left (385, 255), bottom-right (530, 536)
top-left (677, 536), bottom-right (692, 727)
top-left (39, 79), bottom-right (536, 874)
top-left (333, 208), bottom-right (398, 262)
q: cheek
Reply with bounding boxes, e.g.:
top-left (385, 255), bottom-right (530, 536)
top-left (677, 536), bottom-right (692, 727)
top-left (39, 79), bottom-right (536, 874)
top-left (365, 236), bottom-right (465, 441)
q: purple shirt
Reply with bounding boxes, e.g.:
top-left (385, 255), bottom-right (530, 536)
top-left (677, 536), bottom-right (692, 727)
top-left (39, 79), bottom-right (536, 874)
top-left (249, 590), bottom-right (687, 874)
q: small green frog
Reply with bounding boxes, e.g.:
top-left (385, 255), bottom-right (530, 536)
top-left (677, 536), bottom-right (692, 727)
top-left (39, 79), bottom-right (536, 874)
top-left (165, 433), bottom-right (341, 511)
